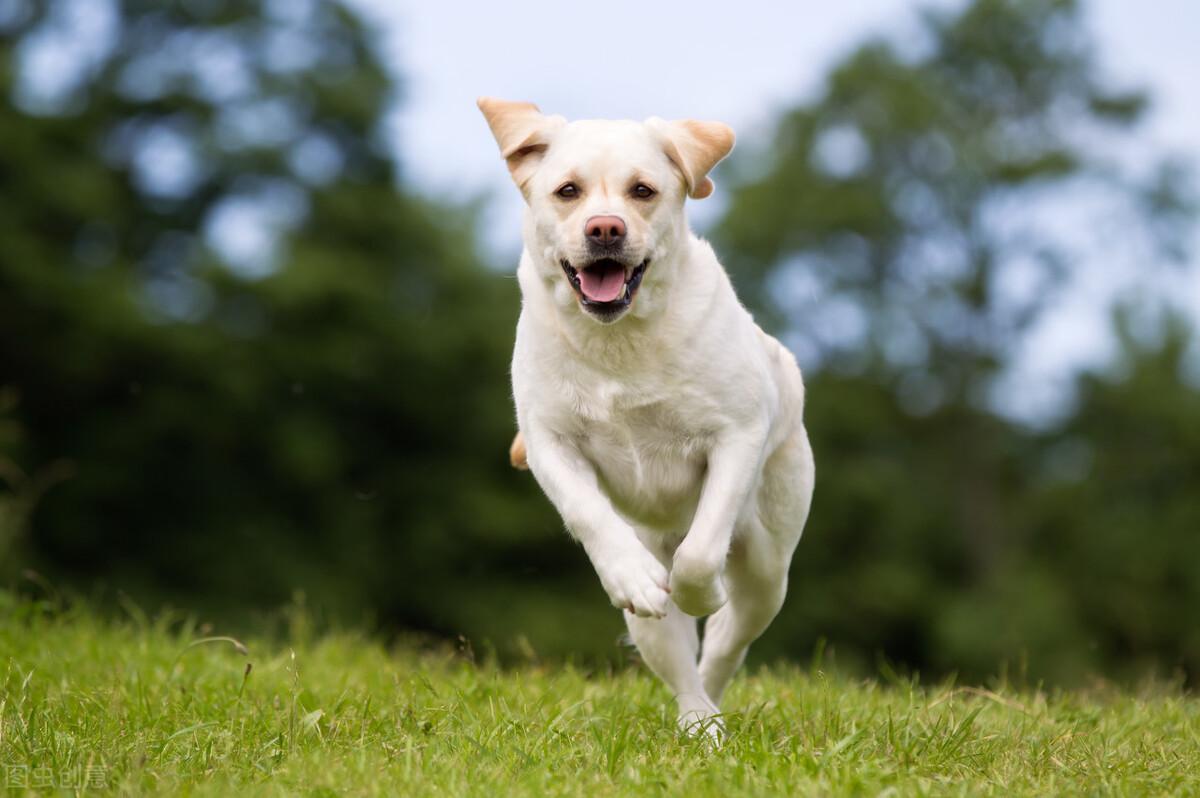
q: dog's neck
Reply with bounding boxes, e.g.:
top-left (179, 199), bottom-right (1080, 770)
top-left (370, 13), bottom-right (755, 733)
top-left (519, 233), bottom-right (722, 373)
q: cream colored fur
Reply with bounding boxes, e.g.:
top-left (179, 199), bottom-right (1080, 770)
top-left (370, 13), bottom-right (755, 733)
top-left (479, 98), bottom-right (815, 741)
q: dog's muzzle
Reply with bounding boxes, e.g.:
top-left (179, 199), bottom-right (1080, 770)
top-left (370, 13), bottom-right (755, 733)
top-left (560, 258), bottom-right (649, 321)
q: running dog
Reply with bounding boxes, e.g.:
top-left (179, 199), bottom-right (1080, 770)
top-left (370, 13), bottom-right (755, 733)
top-left (479, 98), bottom-right (815, 738)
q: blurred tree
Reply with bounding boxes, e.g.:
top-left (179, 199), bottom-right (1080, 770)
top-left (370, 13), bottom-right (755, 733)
top-left (1, 0), bottom-right (1197, 683)
top-left (717, 0), bottom-right (1199, 683)
top-left (0, 0), bottom-right (616, 651)
top-left (1025, 309), bottom-right (1200, 681)
top-left (717, 0), bottom-right (1192, 404)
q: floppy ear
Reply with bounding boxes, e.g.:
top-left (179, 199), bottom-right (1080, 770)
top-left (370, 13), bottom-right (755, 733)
top-left (645, 118), bottom-right (735, 200)
top-left (477, 97), bottom-right (565, 192)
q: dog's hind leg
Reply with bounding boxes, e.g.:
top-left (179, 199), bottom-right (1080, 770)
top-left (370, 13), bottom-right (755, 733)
top-left (624, 604), bottom-right (722, 741)
top-left (696, 551), bottom-right (788, 705)
top-left (699, 428), bottom-right (814, 704)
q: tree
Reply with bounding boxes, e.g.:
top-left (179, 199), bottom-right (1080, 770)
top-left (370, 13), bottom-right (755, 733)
top-left (3, 0), bottom-right (1197, 682)
top-left (716, 0), bottom-right (1193, 407)
top-left (0, 0), bottom-right (613, 652)
top-left (716, 0), bottom-right (1199, 683)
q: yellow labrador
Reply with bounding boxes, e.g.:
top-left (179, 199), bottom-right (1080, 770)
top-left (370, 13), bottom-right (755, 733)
top-left (479, 98), bottom-right (815, 738)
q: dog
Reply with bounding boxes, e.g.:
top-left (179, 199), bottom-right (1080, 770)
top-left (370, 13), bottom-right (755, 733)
top-left (478, 98), bottom-right (815, 738)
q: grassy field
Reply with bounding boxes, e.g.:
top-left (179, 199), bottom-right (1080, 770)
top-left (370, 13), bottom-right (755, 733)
top-left (1, 593), bottom-right (1198, 796)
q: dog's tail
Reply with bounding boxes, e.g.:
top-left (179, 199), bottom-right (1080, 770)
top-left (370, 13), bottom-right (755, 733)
top-left (509, 431), bottom-right (529, 471)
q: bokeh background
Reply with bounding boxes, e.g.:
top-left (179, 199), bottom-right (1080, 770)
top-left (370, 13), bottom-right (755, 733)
top-left (2, 0), bottom-right (1198, 686)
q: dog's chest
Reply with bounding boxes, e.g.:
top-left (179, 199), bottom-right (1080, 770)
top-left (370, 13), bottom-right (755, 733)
top-left (566, 381), bottom-right (713, 529)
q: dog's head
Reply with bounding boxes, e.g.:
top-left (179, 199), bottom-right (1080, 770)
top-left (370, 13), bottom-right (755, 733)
top-left (478, 98), bottom-right (734, 324)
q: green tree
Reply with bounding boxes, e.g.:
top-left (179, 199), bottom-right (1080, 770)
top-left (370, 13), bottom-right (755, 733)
top-left (3, 0), bottom-right (1197, 683)
top-left (717, 0), bottom-right (1192, 403)
top-left (0, 0), bottom-right (615, 651)
top-left (1029, 310), bottom-right (1200, 680)
top-left (718, 0), bottom-right (1198, 683)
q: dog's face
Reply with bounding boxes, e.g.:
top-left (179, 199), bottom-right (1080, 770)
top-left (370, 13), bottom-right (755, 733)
top-left (478, 99), bottom-right (734, 324)
top-left (529, 121), bottom-right (678, 324)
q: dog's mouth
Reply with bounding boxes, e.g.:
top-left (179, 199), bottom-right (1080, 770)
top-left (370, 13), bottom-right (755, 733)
top-left (560, 258), bottom-right (648, 316)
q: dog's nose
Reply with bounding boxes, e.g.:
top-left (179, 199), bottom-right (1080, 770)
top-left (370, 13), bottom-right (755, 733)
top-left (585, 215), bottom-right (626, 247)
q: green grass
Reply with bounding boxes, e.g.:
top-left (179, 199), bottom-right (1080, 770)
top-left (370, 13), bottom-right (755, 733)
top-left (2, 594), bottom-right (1198, 796)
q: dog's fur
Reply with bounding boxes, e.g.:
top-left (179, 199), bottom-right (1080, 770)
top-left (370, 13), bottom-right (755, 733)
top-left (479, 98), bottom-right (815, 738)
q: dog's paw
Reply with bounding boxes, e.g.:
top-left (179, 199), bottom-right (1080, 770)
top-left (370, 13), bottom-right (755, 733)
top-left (594, 547), bottom-right (671, 619)
top-left (669, 551), bottom-right (728, 617)
top-left (677, 693), bottom-right (724, 747)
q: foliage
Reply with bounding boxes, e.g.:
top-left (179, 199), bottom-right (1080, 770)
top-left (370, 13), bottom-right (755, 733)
top-left (763, 318), bottom-right (1200, 684)
top-left (713, 0), bottom-right (1199, 684)
top-left (0, 0), bottom-right (1196, 687)
top-left (2, 595), bottom-right (1199, 797)
top-left (716, 0), bottom-right (1192, 399)
top-left (0, 0), bottom-right (583, 649)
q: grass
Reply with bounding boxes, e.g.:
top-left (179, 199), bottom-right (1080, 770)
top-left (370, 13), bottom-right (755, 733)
top-left (1, 594), bottom-right (1198, 796)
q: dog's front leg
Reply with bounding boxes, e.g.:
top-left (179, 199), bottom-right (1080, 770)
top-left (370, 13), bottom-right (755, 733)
top-left (671, 428), bottom-right (769, 616)
top-left (523, 423), bottom-right (671, 619)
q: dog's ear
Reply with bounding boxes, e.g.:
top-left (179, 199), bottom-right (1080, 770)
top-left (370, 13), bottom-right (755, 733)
top-left (477, 97), bottom-right (565, 192)
top-left (645, 118), bottom-right (735, 200)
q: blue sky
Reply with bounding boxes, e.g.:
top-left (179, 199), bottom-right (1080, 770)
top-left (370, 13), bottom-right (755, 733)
top-left (352, 0), bottom-right (1200, 226)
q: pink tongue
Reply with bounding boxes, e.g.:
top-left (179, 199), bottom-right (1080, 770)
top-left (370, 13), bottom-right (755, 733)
top-left (579, 263), bottom-right (625, 302)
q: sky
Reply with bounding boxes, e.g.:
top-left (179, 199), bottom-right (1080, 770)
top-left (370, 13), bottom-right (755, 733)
top-left (352, 0), bottom-right (1200, 232)
top-left (346, 0), bottom-right (1200, 422)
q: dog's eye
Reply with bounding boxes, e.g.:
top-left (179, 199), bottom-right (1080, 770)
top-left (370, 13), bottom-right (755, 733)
top-left (632, 183), bottom-right (656, 200)
top-left (555, 183), bottom-right (579, 200)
